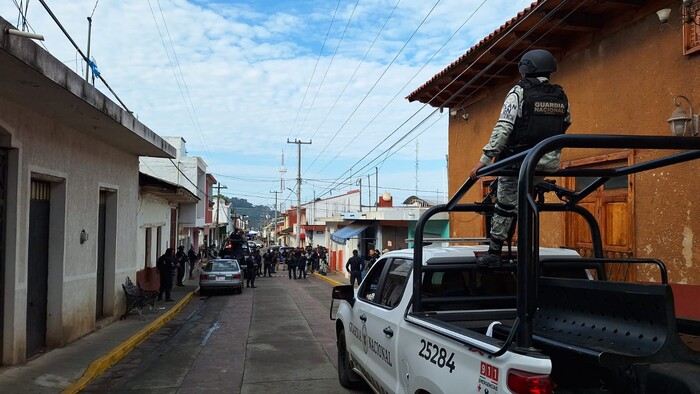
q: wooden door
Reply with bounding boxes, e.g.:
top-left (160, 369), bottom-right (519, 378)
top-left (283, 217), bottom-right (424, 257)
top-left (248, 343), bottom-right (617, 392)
top-left (565, 153), bottom-right (634, 281)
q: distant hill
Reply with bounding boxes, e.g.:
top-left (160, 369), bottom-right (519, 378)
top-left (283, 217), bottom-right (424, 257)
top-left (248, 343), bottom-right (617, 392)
top-left (229, 197), bottom-right (278, 231)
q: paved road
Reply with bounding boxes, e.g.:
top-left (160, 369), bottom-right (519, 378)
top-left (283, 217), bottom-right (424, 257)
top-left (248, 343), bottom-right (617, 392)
top-left (84, 273), bottom-right (370, 393)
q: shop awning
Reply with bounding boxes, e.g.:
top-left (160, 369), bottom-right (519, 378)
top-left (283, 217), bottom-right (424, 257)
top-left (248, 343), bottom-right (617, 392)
top-left (331, 222), bottom-right (370, 245)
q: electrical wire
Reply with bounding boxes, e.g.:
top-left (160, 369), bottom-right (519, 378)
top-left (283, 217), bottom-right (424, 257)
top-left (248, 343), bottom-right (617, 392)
top-left (308, 0), bottom-right (490, 177)
top-left (304, 0), bottom-right (442, 172)
top-left (315, 0), bottom-right (575, 199)
top-left (10, 0), bottom-right (49, 51)
top-left (287, 0), bottom-right (343, 143)
top-left (154, 0), bottom-right (215, 169)
top-left (297, 0), bottom-right (361, 137)
top-left (307, 0), bottom-right (401, 142)
top-left (36, 0), bottom-right (131, 112)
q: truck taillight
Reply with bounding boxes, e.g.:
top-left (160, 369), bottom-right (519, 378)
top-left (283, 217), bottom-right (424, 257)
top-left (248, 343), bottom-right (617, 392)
top-left (507, 369), bottom-right (553, 394)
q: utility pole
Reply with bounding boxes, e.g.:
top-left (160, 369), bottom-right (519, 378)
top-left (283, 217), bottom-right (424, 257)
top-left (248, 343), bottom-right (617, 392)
top-left (270, 190), bottom-right (281, 246)
top-left (85, 16), bottom-right (93, 81)
top-left (287, 139), bottom-right (311, 247)
top-left (375, 167), bottom-right (379, 211)
top-left (214, 183), bottom-right (227, 248)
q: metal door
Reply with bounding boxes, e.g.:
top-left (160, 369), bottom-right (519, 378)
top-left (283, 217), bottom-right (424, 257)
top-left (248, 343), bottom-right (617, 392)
top-left (96, 192), bottom-right (106, 319)
top-left (0, 149), bottom-right (7, 360)
top-left (27, 180), bottom-right (50, 358)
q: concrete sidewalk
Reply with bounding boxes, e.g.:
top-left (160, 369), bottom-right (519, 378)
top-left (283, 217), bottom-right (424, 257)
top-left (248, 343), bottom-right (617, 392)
top-left (0, 277), bottom-right (201, 394)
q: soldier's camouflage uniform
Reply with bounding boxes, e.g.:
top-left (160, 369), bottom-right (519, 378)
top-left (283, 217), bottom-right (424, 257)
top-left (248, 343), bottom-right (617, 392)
top-left (479, 77), bottom-right (571, 250)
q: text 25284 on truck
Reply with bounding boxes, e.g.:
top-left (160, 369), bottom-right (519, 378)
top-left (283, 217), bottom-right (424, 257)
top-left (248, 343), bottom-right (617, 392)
top-left (331, 134), bottom-right (700, 394)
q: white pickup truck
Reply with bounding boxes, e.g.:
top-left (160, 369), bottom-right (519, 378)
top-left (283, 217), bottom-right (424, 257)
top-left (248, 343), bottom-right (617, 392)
top-left (332, 134), bottom-right (700, 394)
top-left (332, 246), bottom-right (583, 394)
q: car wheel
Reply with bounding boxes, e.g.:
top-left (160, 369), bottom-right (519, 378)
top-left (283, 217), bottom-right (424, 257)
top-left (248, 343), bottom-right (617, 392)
top-left (337, 328), bottom-right (361, 388)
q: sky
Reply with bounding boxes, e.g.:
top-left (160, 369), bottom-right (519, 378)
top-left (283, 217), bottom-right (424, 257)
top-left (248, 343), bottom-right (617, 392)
top-left (1, 0), bottom-right (533, 210)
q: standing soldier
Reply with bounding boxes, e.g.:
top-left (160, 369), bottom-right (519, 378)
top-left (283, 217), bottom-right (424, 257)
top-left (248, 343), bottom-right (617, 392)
top-left (470, 49), bottom-right (571, 268)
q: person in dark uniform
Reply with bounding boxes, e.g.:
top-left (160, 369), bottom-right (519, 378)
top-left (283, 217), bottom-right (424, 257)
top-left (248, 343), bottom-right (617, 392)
top-left (157, 248), bottom-right (176, 301)
top-left (187, 245), bottom-right (198, 279)
top-left (246, 256), bottom-right (257, 288)
top-left (176, 245), bottom-right (187, 286)
top-left (346, 249), bottom-right (364, 287)
top-left (470, 49), bottom-right (571, 268)
top-left (297, 250), bottom-right (307, 279)
top-left (287, 249), bottom-right (298, 279)
top-left (263, 250), bottom-right (274, 277)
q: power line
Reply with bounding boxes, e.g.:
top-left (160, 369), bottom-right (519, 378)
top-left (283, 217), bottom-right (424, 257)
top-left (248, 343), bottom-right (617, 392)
top-left (154, 0), bottom-right (214, 168)
top-left (304, 0), bottom-right (442, 173)
top-left (297, 0), bottom-right (360, 137)
top-left (309, 0), bottom-right (490, 177)
top-left (307, 0), bottom-right (402, 142)
top-left (287, 0), bottom-right (342, 142)
top-left (315, 0), bottom-right (573, 199)
top-left (36, 0), bottom-right (131, 112)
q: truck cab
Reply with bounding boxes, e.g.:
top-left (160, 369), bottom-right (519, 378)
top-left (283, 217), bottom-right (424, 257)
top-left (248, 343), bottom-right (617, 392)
top-left (333, 134), bottom-right (700, 393)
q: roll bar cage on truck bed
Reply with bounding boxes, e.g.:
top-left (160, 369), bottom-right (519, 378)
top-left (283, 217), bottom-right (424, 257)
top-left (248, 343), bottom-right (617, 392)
top-left (411, 134), bottom-right (700, 385)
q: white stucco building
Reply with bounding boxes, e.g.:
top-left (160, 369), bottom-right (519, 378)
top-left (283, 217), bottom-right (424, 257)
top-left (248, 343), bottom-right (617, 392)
top-left (140, 137), bottom-right (207, 249)
top-left (0, 18), bottom-right (174, 364)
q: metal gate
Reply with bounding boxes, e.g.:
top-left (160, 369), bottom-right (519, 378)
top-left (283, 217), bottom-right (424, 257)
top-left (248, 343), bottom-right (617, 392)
top-left (27, 180), bottom-right (50, 358)
top-left (96, 192), bottom-right (106, 319)
top-left (0, 149), bottom-right (7, 360)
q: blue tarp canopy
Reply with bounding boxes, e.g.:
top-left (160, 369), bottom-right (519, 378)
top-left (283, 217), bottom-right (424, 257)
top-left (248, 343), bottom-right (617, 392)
top-left (330, 222), bottom-right (370, 245)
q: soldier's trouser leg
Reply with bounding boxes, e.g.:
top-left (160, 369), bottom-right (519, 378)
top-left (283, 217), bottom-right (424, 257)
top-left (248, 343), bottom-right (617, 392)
top-left (489, 176), bottom-right (517, 254)
top-left (489, 175), bottom-right (545, 254)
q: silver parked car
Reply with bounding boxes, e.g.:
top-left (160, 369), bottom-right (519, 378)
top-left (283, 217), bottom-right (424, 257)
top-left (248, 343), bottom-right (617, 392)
top-left (199, 259), bottom-right (243, 295)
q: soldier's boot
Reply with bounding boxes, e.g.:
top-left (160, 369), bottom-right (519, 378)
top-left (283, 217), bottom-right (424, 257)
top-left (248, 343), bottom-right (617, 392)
top-left (477, 239), bottom-right (504, 268)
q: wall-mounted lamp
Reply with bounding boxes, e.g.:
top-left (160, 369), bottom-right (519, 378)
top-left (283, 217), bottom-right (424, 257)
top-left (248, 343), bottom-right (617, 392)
top-left (667, 95), bottom-right (699, 136)
top-left (80, 229), bottom-right (89, 244)
top-left (449, 108), bottom-right (469, 122)
top-left (4, 28), bottom-right (44, 41)
top-left (657, 8), bottom-right (682, 30)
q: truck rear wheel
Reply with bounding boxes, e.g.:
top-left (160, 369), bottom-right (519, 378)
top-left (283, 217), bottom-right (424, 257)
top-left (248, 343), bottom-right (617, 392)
top-left (338, 328), bottom-right (360, 388)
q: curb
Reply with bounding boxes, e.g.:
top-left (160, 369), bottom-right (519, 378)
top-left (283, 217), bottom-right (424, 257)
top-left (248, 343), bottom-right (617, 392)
top-left (62, 287), bottom-right (199, 394)
top-left (311, 272), bottom-right (344, 286)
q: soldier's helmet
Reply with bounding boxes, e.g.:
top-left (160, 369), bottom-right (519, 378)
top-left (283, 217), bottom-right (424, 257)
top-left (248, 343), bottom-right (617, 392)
top-left (518, 49), bottom-right (557, 75)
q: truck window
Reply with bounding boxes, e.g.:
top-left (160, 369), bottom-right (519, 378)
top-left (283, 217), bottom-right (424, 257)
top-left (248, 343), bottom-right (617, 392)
top-left (379, 258), bottom-right (412, 308)
top-left (358, 259), bottom-right (387, 303)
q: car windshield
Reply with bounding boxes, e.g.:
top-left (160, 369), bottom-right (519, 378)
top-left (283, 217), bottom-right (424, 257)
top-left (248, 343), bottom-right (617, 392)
top-left (208, 260), bottom-right (239, 272)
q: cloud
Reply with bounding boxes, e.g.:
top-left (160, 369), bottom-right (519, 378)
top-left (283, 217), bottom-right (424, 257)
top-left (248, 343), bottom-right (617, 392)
top-left (0, 0), bottom-right (533, 206)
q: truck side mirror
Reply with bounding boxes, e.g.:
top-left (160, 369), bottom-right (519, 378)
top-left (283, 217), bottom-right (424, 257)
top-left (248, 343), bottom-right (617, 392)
top-left (332, 285), bottom-right (354, 302)
top-left (330, 285), bottom-right (355, 320)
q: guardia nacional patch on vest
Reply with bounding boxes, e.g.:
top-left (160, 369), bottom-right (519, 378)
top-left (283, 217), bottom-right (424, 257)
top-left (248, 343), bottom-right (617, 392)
top-left (533, 100), bottom-right (566, 116)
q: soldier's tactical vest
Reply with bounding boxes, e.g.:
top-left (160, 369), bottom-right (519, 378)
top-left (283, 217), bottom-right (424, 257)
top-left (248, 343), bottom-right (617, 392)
top-left (504, 78), bottom-right (568, 157)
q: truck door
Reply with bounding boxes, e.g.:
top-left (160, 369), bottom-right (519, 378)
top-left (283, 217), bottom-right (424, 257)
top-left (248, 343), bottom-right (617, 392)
top-left (356, 257), bottom-right (412, 393)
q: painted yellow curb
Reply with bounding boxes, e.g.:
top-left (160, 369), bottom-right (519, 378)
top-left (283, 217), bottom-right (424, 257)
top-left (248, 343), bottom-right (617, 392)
top-left (312, 272), bottom-right (344, 286)
top-left (62, 288), bottom-right (199, 394)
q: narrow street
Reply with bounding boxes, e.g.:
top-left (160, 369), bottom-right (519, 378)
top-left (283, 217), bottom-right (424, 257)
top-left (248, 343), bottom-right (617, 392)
top-left (83, 273), bottom-right (370, 393)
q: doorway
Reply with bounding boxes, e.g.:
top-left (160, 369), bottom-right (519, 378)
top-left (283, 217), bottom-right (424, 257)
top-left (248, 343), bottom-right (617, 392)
top-left (27, 180), bottom-right (50, 358)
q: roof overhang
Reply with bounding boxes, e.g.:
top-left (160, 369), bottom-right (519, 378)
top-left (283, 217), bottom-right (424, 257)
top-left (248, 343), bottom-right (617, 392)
top-left (0, 17), bottom-right (175, 158)
top-left (406, 0), bottom-right (659, 110)
top-left (139, 172), bottom-right (198, 204)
